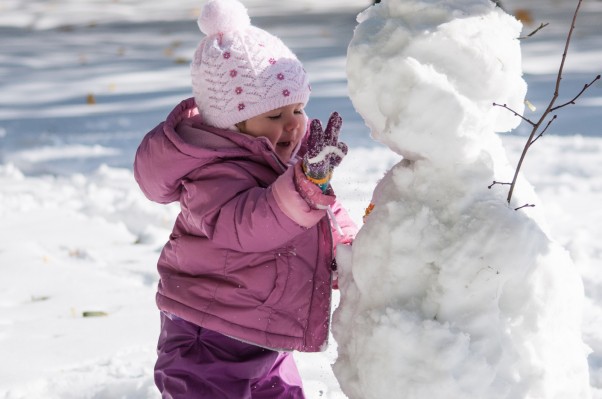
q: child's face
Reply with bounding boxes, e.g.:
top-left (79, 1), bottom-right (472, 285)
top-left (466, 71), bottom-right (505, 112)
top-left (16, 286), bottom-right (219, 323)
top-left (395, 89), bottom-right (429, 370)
top-left (238, 103), bottom-right (306, 162)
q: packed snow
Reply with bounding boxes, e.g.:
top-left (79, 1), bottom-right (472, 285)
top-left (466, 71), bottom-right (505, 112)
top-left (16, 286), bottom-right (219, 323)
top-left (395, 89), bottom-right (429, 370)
top-left (0, 0), bottom-right (601, 398)
top-left (333, 0), bottom-right (591, 398)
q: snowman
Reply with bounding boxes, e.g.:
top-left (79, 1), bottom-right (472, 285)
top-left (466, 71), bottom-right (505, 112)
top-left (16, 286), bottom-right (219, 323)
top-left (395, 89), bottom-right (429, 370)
top-left (332, 0), bottom-right (591, 398)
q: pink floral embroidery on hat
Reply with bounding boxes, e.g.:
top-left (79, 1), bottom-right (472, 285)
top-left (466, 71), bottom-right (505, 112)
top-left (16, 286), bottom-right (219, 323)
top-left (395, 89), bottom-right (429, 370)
top-left (282, 89), bottom-right (290, 97)
top-left (238, 103), bottom-right (245, 111)
top-left (277, 73), bottom-right (285, 80)
top-left (223, 51), bottom-right (231, 59)
top-left (230, 69), bottom-right (237, 77)
top-left (269, 58), bottom-right (276, 65)
top-left (235, 87), bottom-right (243, 94)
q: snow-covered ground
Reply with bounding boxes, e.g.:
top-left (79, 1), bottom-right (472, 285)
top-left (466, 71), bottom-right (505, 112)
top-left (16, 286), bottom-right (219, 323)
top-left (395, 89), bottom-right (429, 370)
top-left (0, 0), bottom-right (600, 398)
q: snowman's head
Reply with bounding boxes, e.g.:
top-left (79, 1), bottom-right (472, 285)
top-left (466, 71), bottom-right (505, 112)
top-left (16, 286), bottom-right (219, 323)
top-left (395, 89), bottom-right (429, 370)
top-left (347, 0), bottom-right (526, 166)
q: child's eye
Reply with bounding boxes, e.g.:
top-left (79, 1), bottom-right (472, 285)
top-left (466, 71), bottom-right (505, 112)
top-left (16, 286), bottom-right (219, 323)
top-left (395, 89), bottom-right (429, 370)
top-left (294, 109), bottom-right (305, 115)
top-left (268, 114), bottom-right (281, 120)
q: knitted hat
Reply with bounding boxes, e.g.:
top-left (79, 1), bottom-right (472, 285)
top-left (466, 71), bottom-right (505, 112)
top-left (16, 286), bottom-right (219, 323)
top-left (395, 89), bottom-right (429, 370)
top-left (191, 0), bottom-right (311, 129)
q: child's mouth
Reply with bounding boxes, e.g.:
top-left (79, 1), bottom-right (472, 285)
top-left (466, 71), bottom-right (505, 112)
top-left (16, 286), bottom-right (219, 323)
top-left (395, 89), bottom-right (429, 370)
top-left (277, 141), bottom-right (291, 148)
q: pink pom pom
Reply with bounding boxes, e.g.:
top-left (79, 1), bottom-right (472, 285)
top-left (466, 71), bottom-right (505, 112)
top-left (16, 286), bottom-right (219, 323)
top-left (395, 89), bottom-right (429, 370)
top-left (198, 0), bottom-right (251, 35)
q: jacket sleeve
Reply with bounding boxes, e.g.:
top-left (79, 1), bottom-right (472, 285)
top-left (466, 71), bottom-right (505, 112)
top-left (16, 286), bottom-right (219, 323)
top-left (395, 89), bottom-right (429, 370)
top-left (180, 162), bottom-right (327, 253)
top-left (134, 122), bottom-right (203, 204)
top-left (330, 200), bottom-right (358, 246)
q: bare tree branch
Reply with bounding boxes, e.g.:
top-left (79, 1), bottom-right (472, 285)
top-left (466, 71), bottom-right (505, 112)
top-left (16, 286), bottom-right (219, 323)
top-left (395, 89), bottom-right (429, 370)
top-left (503, 0), bottom-right (587, 206)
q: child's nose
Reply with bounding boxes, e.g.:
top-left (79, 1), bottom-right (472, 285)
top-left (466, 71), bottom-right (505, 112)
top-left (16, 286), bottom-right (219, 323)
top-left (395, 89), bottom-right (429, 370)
top-left (284, 114), bottom-right (300, 131)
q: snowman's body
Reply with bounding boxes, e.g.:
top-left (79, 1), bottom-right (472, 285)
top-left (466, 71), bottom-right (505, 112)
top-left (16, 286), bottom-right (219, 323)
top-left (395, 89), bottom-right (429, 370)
top-left (332, 1), bottom-right (591, 398)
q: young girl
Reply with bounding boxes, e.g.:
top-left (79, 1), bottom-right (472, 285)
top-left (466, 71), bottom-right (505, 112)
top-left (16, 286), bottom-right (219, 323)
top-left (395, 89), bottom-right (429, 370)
top-left (134, 0), bottom-right (357, 397)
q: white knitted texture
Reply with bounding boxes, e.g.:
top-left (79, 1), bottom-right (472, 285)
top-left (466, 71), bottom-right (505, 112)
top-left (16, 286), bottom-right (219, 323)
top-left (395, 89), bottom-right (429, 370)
top-left (191, 26), bottom-right (310, 129)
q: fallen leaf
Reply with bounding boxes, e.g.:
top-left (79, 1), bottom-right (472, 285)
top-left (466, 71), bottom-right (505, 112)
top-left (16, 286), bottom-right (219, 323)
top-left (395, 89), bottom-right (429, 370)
top-left (82, 311), bottom-right (108, 318)
top-left (514, 9), bottom-right (534, 25)
top-left (525, 99), bottom-right (537, 112)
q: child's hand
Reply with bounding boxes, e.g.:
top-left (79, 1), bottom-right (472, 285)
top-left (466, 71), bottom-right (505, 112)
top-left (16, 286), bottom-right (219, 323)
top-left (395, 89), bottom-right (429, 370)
top-left (303, 112), bottom-right (348, 192)
top-left (294, 163), bottom-right (336, 210)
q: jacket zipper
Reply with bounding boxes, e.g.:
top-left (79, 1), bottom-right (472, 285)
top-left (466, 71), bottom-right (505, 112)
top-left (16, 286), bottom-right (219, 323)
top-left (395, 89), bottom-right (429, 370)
top-left (270, 152), bottom-right (288, 174)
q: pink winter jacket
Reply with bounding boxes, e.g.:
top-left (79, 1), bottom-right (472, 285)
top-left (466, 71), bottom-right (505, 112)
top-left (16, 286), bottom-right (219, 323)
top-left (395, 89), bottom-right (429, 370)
top-left (134, 98), bottom-right (356, 352)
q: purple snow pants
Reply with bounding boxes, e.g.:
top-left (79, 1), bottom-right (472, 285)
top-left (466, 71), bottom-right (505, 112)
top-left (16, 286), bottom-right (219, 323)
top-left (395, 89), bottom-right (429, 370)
top-left (154, 313), bottom-right (306, 399)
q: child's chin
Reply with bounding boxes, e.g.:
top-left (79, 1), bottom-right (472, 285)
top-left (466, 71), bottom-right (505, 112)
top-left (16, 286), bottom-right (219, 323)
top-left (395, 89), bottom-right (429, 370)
top-left (276, 140), bottom-right (299, 161)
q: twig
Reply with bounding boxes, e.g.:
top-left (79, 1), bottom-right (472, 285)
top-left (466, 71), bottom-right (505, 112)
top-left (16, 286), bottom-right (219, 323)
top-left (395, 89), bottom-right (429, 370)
top-left (518, 22), bottom-right (550, 40)
top-left (492, 102), bottom-right (535, 126)
top-left (529, 115), bottom-right (557, 145)
top-left (505, 0), bottom-right (587, 205)
top-left (551, 75), bottom-right (601, 111)
top-left (514, 204), bottom-right (535, 211)
top-left (488, 181), bottom-right (511, 189)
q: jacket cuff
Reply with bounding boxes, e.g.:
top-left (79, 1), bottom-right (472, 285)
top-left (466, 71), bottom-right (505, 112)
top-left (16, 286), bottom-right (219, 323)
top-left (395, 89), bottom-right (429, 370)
top-left (293, 162), bottom-right (336, 209)
top-left (271, 165), bottom-right (327, 228)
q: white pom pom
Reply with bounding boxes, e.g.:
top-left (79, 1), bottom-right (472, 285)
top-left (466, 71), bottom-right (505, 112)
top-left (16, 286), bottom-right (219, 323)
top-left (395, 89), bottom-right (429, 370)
top-left (198, 0), bottom-right (251, 35)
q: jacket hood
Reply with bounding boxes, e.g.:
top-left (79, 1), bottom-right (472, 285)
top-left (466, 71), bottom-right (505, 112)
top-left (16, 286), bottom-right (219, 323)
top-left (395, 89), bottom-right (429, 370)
top-left (134, 97), bottom-right (287, 204)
